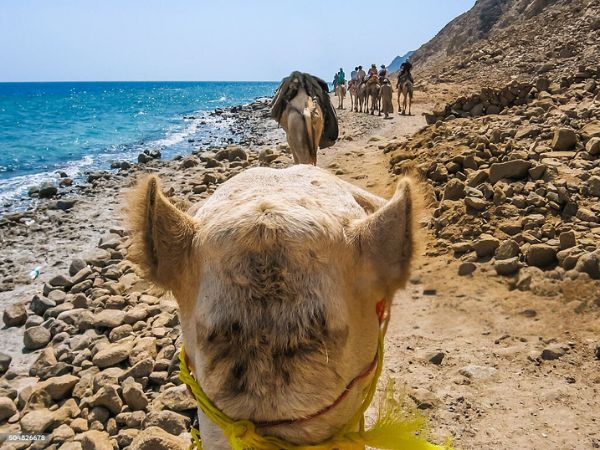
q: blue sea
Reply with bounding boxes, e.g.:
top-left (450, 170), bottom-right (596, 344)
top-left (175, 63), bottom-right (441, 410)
top-left (0, 81), bottom-right (278, 207)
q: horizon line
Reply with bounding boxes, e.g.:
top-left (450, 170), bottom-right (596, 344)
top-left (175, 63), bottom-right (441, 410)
top-left (0, 80), bottom-right (282, 84)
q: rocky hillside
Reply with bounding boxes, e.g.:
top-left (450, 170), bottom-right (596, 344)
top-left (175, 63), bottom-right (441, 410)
top-left (387, 67), bottom-right (600, 302)
top-left (412, 0), bottom-right (600, 86)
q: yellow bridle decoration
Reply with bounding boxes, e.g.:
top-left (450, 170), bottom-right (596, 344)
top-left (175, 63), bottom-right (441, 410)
top-left (178, 323), bottom-right (453, 450)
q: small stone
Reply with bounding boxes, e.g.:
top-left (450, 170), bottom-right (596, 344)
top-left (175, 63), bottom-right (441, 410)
top-left (458, 262), bottom-right (476, 276)
top-left (443, 179), bottom-right (466, 200)
top-left (24, 325), bottom-right (52, 350)
top-left (541, 344), bottom-right (567, 360)
top-left (0, 396), bottom-right (17, 422)
top-left (69, 259), bottom-right (87, 276)
top-left (586, 137), bottom-right (600, 155)
top-left (575, 207), bottom-right (597, 223)
top-left (92, 342), bottom-right (133, 368)
top-left (143, 410), bottom-right (190, 436)
top-left (90, 385), bottom-right (123, 415)
top-left (588, 176), bottom-right (600, 197)
top-left (80, 430), bottom-right (113, 450)
top-left (526, 244), bottom-right (557, 268)
top-left (425, 352), bottom-right (445, 365)
top-left (551, 128), bottom-right (577, 151)
top-left (408, 388), bottom-right (439, 410)
top-left (94, 309), bottom-right (126, 328)
top-left (465, 196), bottom-right (487, 211)
top-left (122, 377), bottom-right (148, 411)
top-left (559, 231), bottom-right (576, 250)
top-left (49, 274), bottom-right (73, 289)
top-left (495, 257), bottom-right (520, 276)
top-left (574, 252), bottom-right (600, 279)
top-left (473, 234), bottom-right (500, 258)
top-left (459, 364), bottom-right (497, 380)
top-left (180, 156), bottom-right (199, 169)
top-left (0, 351), bottom-right (12, 375)
top-left (30, 295), bottom-right (56, 316)
top-left (3, 303), bottom-right (28, 327)
top-left (496, 240), bottom-right (520, 260)
top-left (154, 385), bottom-right (196, 412)
top-left (129, 426), bottom-right (188, 450)
top-left (39, 181), bottom-right (58, 198)
top-left (489, 160), bottom-right (532, 183)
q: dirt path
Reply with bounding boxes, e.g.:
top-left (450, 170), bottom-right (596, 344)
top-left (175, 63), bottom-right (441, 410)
top-left (319, 95), bottom-right (600, 450)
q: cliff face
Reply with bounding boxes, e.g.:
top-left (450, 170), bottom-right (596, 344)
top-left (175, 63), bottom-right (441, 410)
top-left (411, 0), bottom-right (600, 86)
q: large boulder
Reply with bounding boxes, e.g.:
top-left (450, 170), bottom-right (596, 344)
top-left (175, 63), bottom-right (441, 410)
top-left (23, 325), bottom-right (52, 350)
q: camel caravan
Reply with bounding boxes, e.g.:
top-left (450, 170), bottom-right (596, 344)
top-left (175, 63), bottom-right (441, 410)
top-left (125, 65), bottom-right (446, 449)
top-left (341, 62), bottom-right (414, 117)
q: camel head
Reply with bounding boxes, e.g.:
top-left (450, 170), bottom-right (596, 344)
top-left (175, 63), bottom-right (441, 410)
top-left (126, 165), bottom-right (419, 446)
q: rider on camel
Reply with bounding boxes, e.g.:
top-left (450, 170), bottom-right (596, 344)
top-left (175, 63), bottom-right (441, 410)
top-left (398, 60), bottom-right (414, 85)
top-left (357, 65), bottom-right (366, 83)
top-left (367, 64), bottom-right (378, 84)
top-left (378, 65), bottom-right (388, 83)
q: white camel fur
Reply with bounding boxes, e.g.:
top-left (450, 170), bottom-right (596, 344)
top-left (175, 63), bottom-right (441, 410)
top-left (127, 165), bottom-right (420, 449)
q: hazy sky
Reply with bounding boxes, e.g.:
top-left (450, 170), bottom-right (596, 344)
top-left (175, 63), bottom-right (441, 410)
top-left (0, 0), bottom-right (475, 82)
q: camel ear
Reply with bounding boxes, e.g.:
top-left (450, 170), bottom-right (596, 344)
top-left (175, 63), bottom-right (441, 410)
top-left (350, 178), bottom-right (418, 290)
top-left (126, 175), bottom-right (198, 291)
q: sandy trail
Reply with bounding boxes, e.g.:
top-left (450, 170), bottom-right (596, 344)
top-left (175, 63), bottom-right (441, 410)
top-left (318, 93), bottom-right (600, 450)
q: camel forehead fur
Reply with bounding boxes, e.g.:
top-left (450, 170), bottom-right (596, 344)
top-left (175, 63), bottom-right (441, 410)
top-left (194, 165), bottom-right (368, 255)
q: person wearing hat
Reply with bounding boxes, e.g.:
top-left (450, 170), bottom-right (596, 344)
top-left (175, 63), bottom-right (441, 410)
top-left (378, 64), bottom-right (388, 83)
top-left (357, 65), bottom-right (366, 83)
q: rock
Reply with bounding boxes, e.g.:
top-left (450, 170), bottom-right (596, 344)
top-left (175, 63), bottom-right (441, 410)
top-left (551, 128), bottom-right (577, 151)
top-left (52, 423), bottom-right (75, 443)
top-left (496, 240), bottom-right (520, 260)
top-left (90, 385), bottom-right (123, 415)
top-left (3, 302), bottom-right (28, 327)
top-left (574, 252), bottom-right (600, 279)
top-left (53, 199), bottom-right (77, 211)
top-left (155, 385), bottom-right (196, 412)
top-left (35, 374), bottom-right (80, 401)
top-left (92, 342), bottom-right (133, 368)
top-left (0, 396), bottom-right (17, 422)
top-left (526, 244), bottom-right (557, 268)
top-left (138, 153), bottom-right (152, 164)
top-left (49, 274), bottom-right (73, 289)
top-left (408, 388), bottom-right (439, 410)
top-left (588, 176), bottom-right (600, 197)
top-left (575, 207), bottom-right (597, 223)
top-left (473, 235), bottom-right (500, 258)
top-left (0, 351), bottom-right (12, 375)
top-left (559, 231), bottom-right (576, 250)
top-left (424, 351), bottom-right (445, 365)
top-left (459, 364), bottom-right (497, 380)
top-left (443, 179), bottom-right (466, 200)
top-left (495, 257), bottom-right (520, 276)
top-left (586, 137), bottom-right (600, 155)
top-left (581, 121), bottom-right (600, 140)
top-left (119, 358), bottom-right (154, 380)
top-left (180, 156), bottom-right (199, 169)
top-left (129, 426), bottom-right (188, 450)
top-left (39, 181), bottom-right (58, 198)
top-left (258, 149), bottom-right (279, 164)
top-left (24, 325), bottom-right (52, 350)
top-left (465, 196), bottom-right (487, 211)
top-left (94, 309), bottom-right (125, 328)
top-left (489, 160), bottom-right (532, 183)
top-left (122, 377), bottom-right (148, 411)
top-left (69, 259), bottom-right (87, 276)
top-left (528, 164), bottom-right (547, 181)
top-left (80, 430), bottom-right (113, 450)
top-left (30, 347), bottom-right (58, 377)
top-left (20, 408), bottom-right (55, 433)
top-left (143, 410), bottom-right (190, 435)
top-left (30, 295), bottom-right (56, 316)
top-left (458, 262), bottom-right (476, 276)
top-left (541, 343), bottom-right (567, 360)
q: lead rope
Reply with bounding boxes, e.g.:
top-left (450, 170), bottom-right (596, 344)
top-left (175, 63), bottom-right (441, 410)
top-left (178, 299), bottom-right (452, 450)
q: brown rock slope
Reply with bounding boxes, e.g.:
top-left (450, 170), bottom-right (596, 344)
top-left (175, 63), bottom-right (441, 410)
top-left (412, 0), bottom-right (600, 87)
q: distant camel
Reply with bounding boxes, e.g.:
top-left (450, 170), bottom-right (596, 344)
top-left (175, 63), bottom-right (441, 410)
top-left (335, 82), bottom-right (346, 109)
top-left (358, 82), bottom-right (368, 113)
top-left (348, 80), bottom-right (359, 112)
top-left (397, 76), bottom-right (413, 115)
top-left (366, 81), bottom-right (381, 115)
top-left (271, 72), bottom-right (339, 165)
